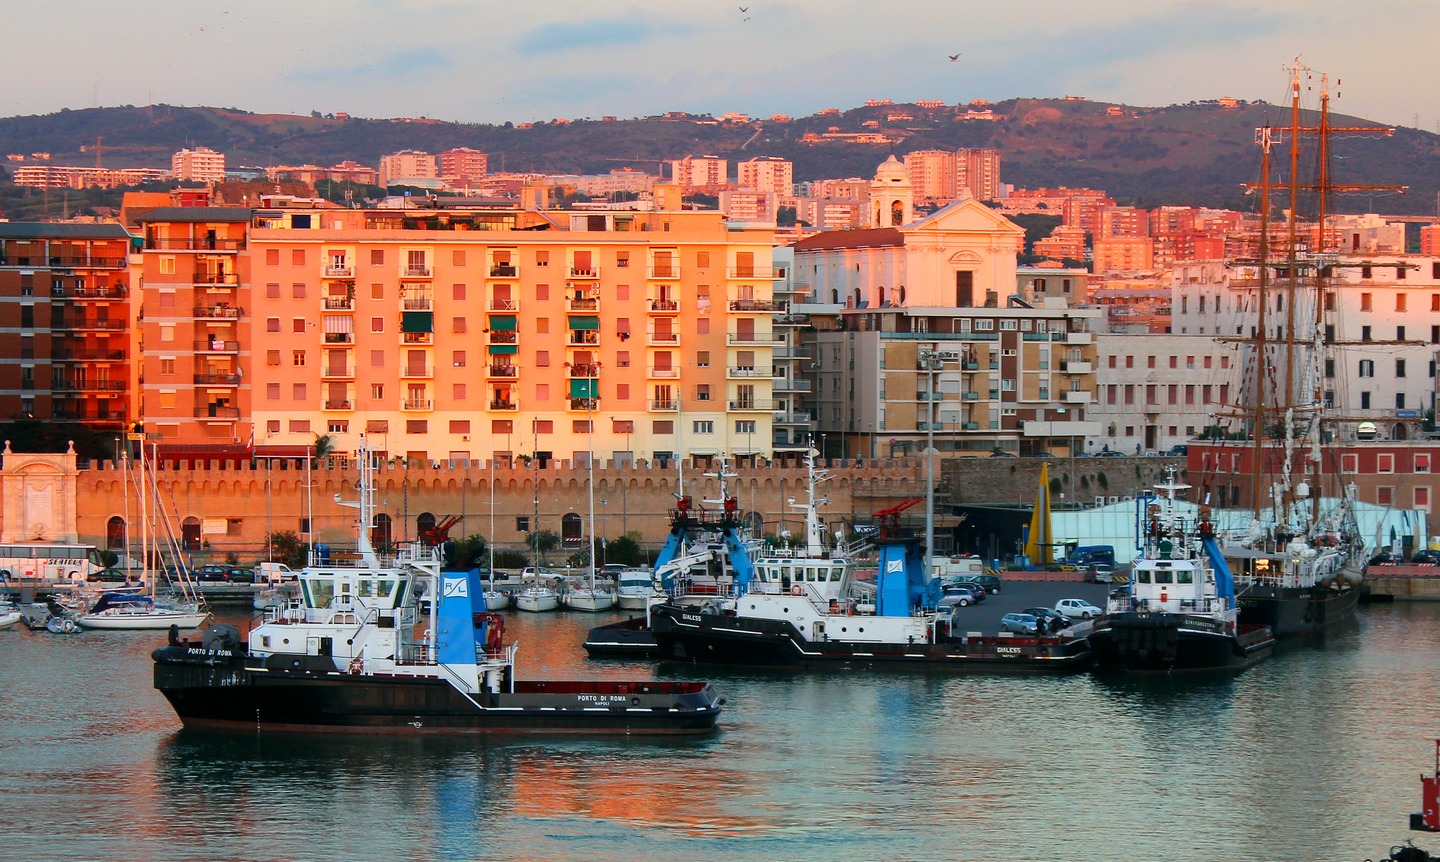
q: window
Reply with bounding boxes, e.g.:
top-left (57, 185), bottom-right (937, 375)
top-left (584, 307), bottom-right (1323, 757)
top-left (289, 419), bottom-right (310, 433)
top-left (292, 282), bottom-right (306, 299)
top-left (616, 384), bottom-right (629, 400)
top-left (696, 251), bottom-right (710, 268)
top-left (516, 516), bottom-right (530, 532)
top-left (159, 256), bottom-right (176, 274)
top-left (452, 283), bottom-right (466, 301)
top-left (452, 250), bottom-right (466, 267)
top-left (1397, 359), bottom-right (1407, 378)
top-left (266, 282), bottom-right (280, 299)
top-left (536, 250), bottom-right (549, 267)
top-left (449, 420), bottom-right (471, 434)
top-left (371, 350), bottom-right (384, 367)
top-left (159, 358), bottom-right (175, 375)
top-left (616, 251), bottom-right (630, 268)
top-left (293, 318), bottom-right (306, 333)
top-left (1147, 356), bottom-right (1156, 369)
top-left (1361, 292), bottom-right (1372, 311)
top-left (293, 350), bottom-right (306, 367)
top-left (267, 420), bottom-right (281, 434)
top-left (1361, 391), bottom-right (1371, 409)
top-left (266, 383), bottom-right (280, 400)
top-left (372, 317), bottom-right (384, 332)
top-left (266, 249), bottom-right (280, 266)
top-left (267, 317), bottom-right (280, 333)
top-left (1359, 360), bottom-right (1374, 378)
top-left (1378, 453), bottom-right (1395, 474)
top-left (1417, 487), bottom-right (1431, 509)
top-left (1377, 486), bottom-right (1393, 506)
top-left (371, 283), bottom-right (384, 299)
top-left (407, 420), bottom-right (428, 434)
top-left (696, 384), bottom-right (711, 401)
top-left (454, 383), bottom-right (466, 400)
top-left (1418, 454), bottom-right (1431, 474)
top-left (1125, 356), bottom-right (1134, 368)
top-left (1397, 293), bottom-right (1408, 311)
top-left (616, 351), bottom-right (630, 368)
top-left (371, 384), bottom-right (384, 399)
top-left (452, 350), bottom-right (466, 367)
top-left (653, 420), bottom-right (674, 434)
top-left (736, 420), bottom-right (757, 434)
top-left (536, 351), bottom-right (550, 367)
top-left (293, 383), bottom-right (306, 400)
top-left (692, 420), bottom-right (714, 434)
top-left (292, 249), bottom-right (306, 267)
top-left (697, 318), bottom-right (710, 335)
top-left (328, 421), bottom-right (348, 434)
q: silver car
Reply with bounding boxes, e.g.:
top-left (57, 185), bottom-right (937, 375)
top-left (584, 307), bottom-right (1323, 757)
top-left (1000, 612), bottom-right (1039, 635)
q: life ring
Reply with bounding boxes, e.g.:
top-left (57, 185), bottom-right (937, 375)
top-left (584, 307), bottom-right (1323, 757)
top-left (790, 585), bottom-right (804, 596)
top-left (348, 658), bottom-right (363, 675)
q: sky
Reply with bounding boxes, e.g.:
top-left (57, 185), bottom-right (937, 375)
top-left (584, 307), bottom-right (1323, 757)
top-left (4, 0), bottom-right (1438, 131)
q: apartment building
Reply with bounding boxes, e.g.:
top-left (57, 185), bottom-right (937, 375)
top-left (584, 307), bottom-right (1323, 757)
top-left (903, 150), bottom-right (956, 204)
top-left (669, 155), bottom-right (727, 191)
top-left (378, 151), bottom-right (439, 188)
top-left (956, 148), bottom-right (1002, 202)
top-left (172, 147), bottom-right (227, 184)
top-left (438, 148), bottom-right (489, 187)
top-left (736, 157), bottom-right (793, 200)
top-left (1087, 334), bottom-right (1235, 453)
top-left (136, 196), bottom-right (777, 463)
top-left (792, 197), bottom-right (1100, 459)
top-left (0, 224), bottom-right (136, 435)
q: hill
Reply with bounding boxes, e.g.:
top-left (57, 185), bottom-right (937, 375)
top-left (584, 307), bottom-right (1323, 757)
top-left (1, 98), bottom-right (1436, 214)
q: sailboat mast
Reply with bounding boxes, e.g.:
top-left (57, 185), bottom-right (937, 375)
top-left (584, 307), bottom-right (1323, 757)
top-left (1282, 61), bottom-right (1305, 422)
top-left (1250, 124), bottom-right (1276, 519)
top-left (1310, 74), bottom-right (1335, 516)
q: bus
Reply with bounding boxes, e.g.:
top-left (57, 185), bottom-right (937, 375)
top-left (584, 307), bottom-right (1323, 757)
top-left (0, 543), bottom-right (106, 584)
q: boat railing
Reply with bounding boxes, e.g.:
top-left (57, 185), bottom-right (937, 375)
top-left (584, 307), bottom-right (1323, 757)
top-left (1109, 594), bottom-right (1228, 615)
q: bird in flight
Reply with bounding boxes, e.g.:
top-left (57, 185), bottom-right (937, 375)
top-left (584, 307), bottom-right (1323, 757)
top-left (948, 53), bottom-right (960, 61)
top-left (739, 5), bottom-right (748, 11)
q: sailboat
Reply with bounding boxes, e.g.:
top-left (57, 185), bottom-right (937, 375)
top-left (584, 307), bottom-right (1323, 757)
top-left (77, 441), bottom-right (210, 631)
top-left (563, 412), bottom-right (616, 612)
top-left (1210, 64), bottom-right (1374, 637)
top-left (515, 435), bottom-right (560, 612)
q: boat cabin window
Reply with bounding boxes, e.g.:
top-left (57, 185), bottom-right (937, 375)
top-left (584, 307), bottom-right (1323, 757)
top-left (302, 577), bottom-right (335, 608)
top-left (1135, 570), bottom-right (1152, 584)
top-left (1153, 570), bottom-right (1173, 585)
top-left (1176, 570), bottom-right (1194, 585)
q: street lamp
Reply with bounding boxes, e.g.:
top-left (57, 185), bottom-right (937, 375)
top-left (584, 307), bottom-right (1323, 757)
top-left (918, 349), bottom-right (950, 569)
top-left (598, 498), bottom-right (608, 563)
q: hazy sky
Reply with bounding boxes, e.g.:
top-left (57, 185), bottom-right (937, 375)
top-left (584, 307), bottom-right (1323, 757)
top-left (5, 1), bottom-right (1437, 130)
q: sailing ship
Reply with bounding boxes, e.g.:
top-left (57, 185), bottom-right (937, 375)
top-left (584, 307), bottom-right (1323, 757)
top-left (152, 441), bottom-right (722, 735)
top-left (1205, 64), bottom-right (1378, 636)
top-left (1089, 472), bottom-right (1276, 672)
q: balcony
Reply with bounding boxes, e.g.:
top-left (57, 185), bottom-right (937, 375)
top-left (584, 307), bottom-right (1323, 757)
top-left (487, 365), bottom-right (518, 378)
top-left (324, 332), bottom-right (354, 345)
top-left (962, 422), bottom-right (980, 431)
top-left (567, 332), bottom-right (601, 347)
top-left (961, 360), bottom-right (980, 371)
top-left (488, 399), bottom-right (519, 411)
top-left (567, 363), bottom-right (600, 378)
top-left (772, 377), bottom-right (812, 393)
top-left (963, 391), bottom-right (981, 401)
top-left (567, 297), bottom-right (600, 312)
top-left (772, 410), bottom-right (813, 424)
top-left (647, 366), bottom-right (681, 379)
top-left (402, 332), bottom-right (433, 345)
top-left (489, 264), bottom-right (519, 278)
top-left (726, 331), bottom-right (769, 346)
top-left (402, 297), bottom-right (433, 311)
top-left (53, 349), bottom-right (125, 362)
top-left (192, 305), bottom-right (244, 319)
top-left (1065, 331), bottom-right (1094, 345)
top-left (38, 255), bottom-right (128, 269)
top-left (1061, 360), bottom-right (1094, 374)
top-left (400, 398), bottom-right (432, 411)
top-left (647, 330), bottom-right (680, 346)
top-left (323, 400), bottom-right (354, 411)
top-left (323, 296), bottom-right (355, 311)
top-left (727, 266), bottom-right (761, 279)
top-left (194, 339), bottom-right (241, 352)
top-left (728, 299), bottom-right (782, 312)
top-left (401, 265), bottom-right (432, 278)
top-left (649, 266), bottom-right (680, 279)
top-left (989, 389), bottom-right (1001, 399)
top-left (648, 399), bottom-right (680, 413)
top-left (569, 397), bottom-right (600, 411)
top-left (728, 399), bottom-right (774, 411)
top-left (568, 266), bottom-right (600, 280)
top-left (195, 271), bottom-right (239, 285)
top-left (772, 345), bottom-right (811, 360)
top-left (145, 238), bottom-right (244, 252)
top-left (647, 299), bottom-right (679, 314)
top-left (1064, 390), bottom-right (1094, 404)
top-left (53, 380), bottom-right (126, 393)
top-left (400, 365), bottom-right (434, 379)
top-left (322, 365), bottom-right (355, 379)
top-left (488, 331), bottom-right (518, 345)
top-left (193, 373), bottom-right (241, 386)
top-left (194, 405), bottom-right (241, 419)
top-left (56, 318), bottom-right (125, 331)
top-left (488, 298), bottom-right (519, 312)
top-left (323, 264), bottom-right (355, 278)
top-left (727, 366), bottom-right (773, 379)
top-left (49, 284), bottom-right (128, 299)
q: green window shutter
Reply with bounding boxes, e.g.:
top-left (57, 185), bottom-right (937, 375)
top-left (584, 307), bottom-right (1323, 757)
top-left (568, 315), bottom-right (600, 330)
top-left (487, 344), bottom-right (518, 355)
top-left (489, 315), bottom-right (517, 331)
top-left (401, 311), bottom-right (434, 333)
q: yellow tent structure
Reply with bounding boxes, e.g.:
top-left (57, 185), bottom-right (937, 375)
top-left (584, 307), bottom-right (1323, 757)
top-left (1023, 462), bottom-right (1051, 564)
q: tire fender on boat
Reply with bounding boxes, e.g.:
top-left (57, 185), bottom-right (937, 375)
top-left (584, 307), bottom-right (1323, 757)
top-left (790, 585), bottom-right (804, 596)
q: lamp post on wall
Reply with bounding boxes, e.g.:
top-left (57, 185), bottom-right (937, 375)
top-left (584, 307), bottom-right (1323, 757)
top-left (918, 349), bottom-right (952, 568)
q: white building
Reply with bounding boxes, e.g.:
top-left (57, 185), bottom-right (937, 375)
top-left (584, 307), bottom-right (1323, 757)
top-left (171, 147), bottom-right (226, 184)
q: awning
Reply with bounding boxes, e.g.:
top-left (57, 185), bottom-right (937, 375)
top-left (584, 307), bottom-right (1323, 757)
top-left (568, 315), bottom-right (600, 330)
top-left (489, 315), bottom-right (517, 331)
top-left (569, 378), bottom-right (598, 398)
top-left (154, 442), bottom-right (252, 463)
top-left (401, 311), bottom-right (434, 333)
top-left (253, 444), bottom-right (313, 458)
top-left (323, 315), bottom-right (351, 335)
top-left (488, 344), bottom-right (518, 354)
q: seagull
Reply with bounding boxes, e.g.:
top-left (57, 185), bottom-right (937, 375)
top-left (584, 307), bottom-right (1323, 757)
top-left (739, 5), bottom-right (748, 10)
top-left (948, 53), bottom-right (960, 61)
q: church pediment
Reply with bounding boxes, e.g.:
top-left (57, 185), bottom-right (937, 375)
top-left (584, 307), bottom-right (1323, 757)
top-left (903, 198), bottom-right (1025, 237)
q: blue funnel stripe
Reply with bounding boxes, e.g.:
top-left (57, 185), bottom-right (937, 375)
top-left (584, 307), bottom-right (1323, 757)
top-left (437, 574), bottom-right (479, 665)
top-left (1201, 537), bottom-right (1235, 602)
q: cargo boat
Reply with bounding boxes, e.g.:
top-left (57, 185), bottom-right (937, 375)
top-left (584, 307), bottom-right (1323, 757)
top-left (152, 444), bottom-right (721, 735)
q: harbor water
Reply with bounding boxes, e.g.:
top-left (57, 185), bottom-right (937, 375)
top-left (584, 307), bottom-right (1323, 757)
top-left (2, 599), bottom-right (1437, 862)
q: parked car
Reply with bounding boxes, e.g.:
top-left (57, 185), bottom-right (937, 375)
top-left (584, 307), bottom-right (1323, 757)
top-left (1084, 564), bottom-right (1117, 584)
top-left (1055, 598), bottom-right (1103, 620)
top-left (1410, 550), bottom-right (1440, 565)
top-left (196, 565), bottom-right (230, 582)
top-left (938, 583), bottom-right (985, 608)
top-left (1000, 612), bottom-right (1039, 635)
top-left (520, 566), bottom-right (561, 580)
top-left (224, 567), bottom-right (255, 583)
top-left (1022, 607), bottom-right (1073, 632)
top-left (1098, 450), bottom-right (1126, 457)
top-left (952, 573), bottom-right (1003, 594)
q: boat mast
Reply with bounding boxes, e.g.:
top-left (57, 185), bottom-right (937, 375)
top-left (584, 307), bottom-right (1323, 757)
top-left (1250, 124), bottom-right (1276, 520)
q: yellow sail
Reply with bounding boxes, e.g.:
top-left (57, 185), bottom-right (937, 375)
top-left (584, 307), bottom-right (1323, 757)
top-left (1023, 462), bottom-right (1051, 564)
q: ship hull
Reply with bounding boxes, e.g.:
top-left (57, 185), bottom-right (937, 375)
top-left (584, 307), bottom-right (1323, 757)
top-left (1089, 612), bottom-right (1275, 672)
top-left (1236, 581), bottom-right (1360, 637)
top-left (648, 605), bottom-right (1091, 672)
top-left (583, 617), bottom-right (659, 657)
top-left (152, 647), bottom-right (719, 735)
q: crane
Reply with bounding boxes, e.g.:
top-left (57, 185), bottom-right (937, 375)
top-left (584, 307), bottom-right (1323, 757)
top-left (79, 136), bottom-right (168, 169)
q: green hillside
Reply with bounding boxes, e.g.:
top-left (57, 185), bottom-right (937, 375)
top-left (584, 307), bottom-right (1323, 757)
top-left (1, 97), bottom-right (1435, 215)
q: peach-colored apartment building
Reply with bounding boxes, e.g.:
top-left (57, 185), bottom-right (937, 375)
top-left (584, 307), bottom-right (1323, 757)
top-left (378, 151), bottom-right (439, 187)
top-left (172, 147), bottom-right (226, 184)
top-left (669, 155), bottom-right (728, 191)
top-left (903, 150), bottom-right (956, 203)
top-left (956, 148), bottom-right (1001, 202)
top-left (439, 148), bottom-right (489, 187)
top-left (1092, 236), bottom-right (1155, 273)
top-left (136, 197), bottom-right (776, 463)
top-left (736, 157), bottom-right (793, 199)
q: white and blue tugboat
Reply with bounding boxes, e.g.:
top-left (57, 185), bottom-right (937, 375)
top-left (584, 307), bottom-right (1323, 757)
top-left (152, 442), bottom-right (722, 735)
top-left (1089, 472), bottom-right (1276, 672)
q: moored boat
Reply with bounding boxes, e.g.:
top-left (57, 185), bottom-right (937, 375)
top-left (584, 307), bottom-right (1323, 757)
top-left (1089, 473), bottom-right (1275, 672)
top-left (152, 442), bottom-right (722, 735)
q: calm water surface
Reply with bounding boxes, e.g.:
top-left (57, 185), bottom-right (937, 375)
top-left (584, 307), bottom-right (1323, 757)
top-left (1, 601), bottom-right (1436, 862)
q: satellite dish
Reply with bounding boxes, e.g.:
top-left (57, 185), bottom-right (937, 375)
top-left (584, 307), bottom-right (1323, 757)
top-left (1295, 481), bottom-right (1310, 498)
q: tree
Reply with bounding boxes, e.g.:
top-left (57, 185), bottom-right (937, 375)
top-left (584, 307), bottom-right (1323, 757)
top-left (525, 529), bottom-right (559, 563)
top-left (777, 206), bottom-right (798, 227)
top-left (605, 535), bottom-right (646, 566)
top-left (268, 531), bottom-right (308, 569)
top-left (445, 533), bottom-right (489, 569)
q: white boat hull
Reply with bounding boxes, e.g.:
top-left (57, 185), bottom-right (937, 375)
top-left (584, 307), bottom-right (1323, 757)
top-left (0, 609), bottom-right (21, 630)
top-left (617, 593), bottom-right (652, 610)
top-left (514, 592), bottom-right (559, 613)
top-left (484, 591), bottom-right (511, 611)
top-left (564, 590), bottom-right (617, 612)
top-left (77, 609), bottom-right (212, 630)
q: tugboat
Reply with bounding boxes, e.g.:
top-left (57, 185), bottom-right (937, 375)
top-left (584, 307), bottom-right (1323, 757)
top-left (647, 452), bottom-right (1092, 672)
top-left (152, 442), bottom-right (722, 735)
top-left (1089, 472), bottom-right (1276, 672)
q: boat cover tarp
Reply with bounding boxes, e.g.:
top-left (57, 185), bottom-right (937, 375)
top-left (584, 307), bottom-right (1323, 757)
top-left (1201, 537), bottom-right (1236, 602)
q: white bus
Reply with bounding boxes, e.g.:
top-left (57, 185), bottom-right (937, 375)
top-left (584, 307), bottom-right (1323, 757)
top-left (0, 543), bottom-right (106, 584)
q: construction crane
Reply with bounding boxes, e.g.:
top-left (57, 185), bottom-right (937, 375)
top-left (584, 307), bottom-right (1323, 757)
top-left (79, 136), bottom-right (168, 169)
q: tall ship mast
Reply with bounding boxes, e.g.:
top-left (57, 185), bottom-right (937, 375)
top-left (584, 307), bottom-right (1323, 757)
top-left (1219, 63), bottom-right (1399, 636)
